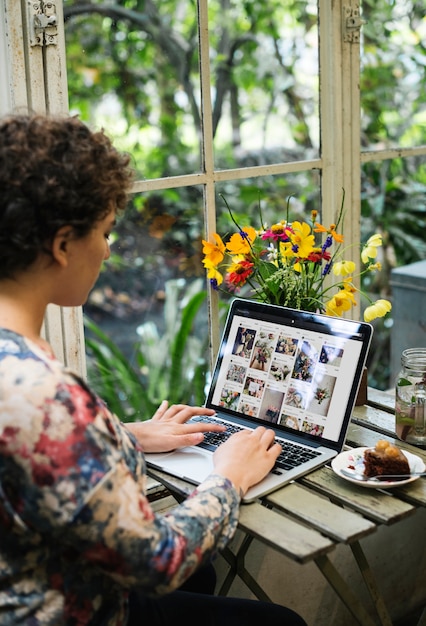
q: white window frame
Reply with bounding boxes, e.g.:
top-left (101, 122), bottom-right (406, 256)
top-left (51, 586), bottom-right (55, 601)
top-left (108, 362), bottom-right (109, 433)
top-left (1, 0), bottom-right (86, 376)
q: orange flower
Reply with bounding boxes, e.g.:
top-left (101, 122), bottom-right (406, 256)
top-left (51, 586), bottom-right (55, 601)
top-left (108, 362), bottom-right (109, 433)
top-left (202, 233), bottom-right (225, 266)
top-left (314, 222), bottom-right (344, 243)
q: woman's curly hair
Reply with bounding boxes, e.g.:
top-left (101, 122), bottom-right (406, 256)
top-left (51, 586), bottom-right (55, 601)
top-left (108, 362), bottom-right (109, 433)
top-left (0, 113), bottom-right (134, 279)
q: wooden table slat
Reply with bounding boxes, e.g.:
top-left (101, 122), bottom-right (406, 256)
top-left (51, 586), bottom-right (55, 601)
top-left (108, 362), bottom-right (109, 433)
top-left (238, 501), bottom-right (335, 564)
top-left (366, 387), bottom-right (395, 411)
top-left (263, 482), bottom-right (376, 543)
top-left (384, 475), bottom-right (426, 506)
top-left (351, 404), bottom-right (398, 437)
top-left (300, 466), bottom-right (416, 525)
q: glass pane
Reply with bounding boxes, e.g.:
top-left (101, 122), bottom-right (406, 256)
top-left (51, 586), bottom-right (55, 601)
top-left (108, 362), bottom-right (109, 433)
top-left (64, 0), bottom-right (202, 176)
top-left (215, 170), bottom-right (321, 234)
top-left (210, 0), bottom-right (320, 168)
top-left (360, 2), bottom-right (426, 390)
top-left (64, 0), bottom-right (319, 180)
top-left (361, 155), bottom-right (426, 389)
top-left (360, 1), bottom-right (426, 150)
top-left (85, 184), bottom-right (206, 330)
top-left (83, 185), bottom-right (210, 418)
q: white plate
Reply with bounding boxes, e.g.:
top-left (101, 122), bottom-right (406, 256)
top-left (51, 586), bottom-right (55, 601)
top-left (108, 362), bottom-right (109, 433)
top-left (331, 447), bottom-right (426, 488)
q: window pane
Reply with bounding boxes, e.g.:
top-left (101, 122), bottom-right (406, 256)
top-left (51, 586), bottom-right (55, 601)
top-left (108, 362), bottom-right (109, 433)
top-left (64, 0), bottom-right (320, 179)
top-left (64, 0), bottom-right (202, 176)
top-left (215, 171), bottom-right (321, 234)
top-left (209, 0), bottom-right (320, 168)
top-left (360, 155), bottom-right (426, 389)
top-left (83, 185), bottom-right (210, 415)
top-left (85, 184), bottom-right (206, 327)
top-left (360, 1), bottom-right (426, 150)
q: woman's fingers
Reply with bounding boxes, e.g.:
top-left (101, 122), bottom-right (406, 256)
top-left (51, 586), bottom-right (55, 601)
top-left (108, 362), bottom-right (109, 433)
top-left (151, 400), bottom-right (169, 420)
top-left (151, 403), bottom-right (216, 424)
top-left (213, 427), bottom-right (282, 496)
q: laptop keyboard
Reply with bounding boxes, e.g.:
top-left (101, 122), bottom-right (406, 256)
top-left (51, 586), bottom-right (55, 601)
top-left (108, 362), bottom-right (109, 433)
top-left (191, 416), bottom-right (321, 471)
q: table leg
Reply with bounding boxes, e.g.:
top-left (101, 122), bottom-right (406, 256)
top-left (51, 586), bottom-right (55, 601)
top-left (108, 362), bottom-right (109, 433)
top-left (219, 536), bottom-right (385, 626)
top-left (314, 554), bottom-right (379, 626)
top-left (416, 605), bottom-right (426, 625)
top-left (350, 541), bottom-right (393, 626)
top-left (218, 535), bottom-right (422, 625)
top-left (218, 535), bottom-right (272, 603)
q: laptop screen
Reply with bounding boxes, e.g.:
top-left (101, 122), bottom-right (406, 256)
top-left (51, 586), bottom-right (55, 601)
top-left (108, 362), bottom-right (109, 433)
top-left (206, 298), bottom-right (373, 451)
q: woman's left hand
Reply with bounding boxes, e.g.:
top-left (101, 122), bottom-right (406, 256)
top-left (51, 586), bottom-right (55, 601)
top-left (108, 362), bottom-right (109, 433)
top-left (124, 401), bottom-right (225, 453)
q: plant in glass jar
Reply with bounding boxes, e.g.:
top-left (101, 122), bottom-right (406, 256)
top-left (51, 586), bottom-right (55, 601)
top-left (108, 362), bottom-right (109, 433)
top-left (395, 348), bottom-right (426, 447)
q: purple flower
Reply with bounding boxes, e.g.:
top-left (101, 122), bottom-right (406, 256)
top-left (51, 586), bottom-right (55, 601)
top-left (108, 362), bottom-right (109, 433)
top-left (322, 235), bottom-right (333, 252)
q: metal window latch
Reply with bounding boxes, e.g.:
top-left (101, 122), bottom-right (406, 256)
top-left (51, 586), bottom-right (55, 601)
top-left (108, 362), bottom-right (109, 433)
top-left (28, 0), bottom-right (58, 47)
top-left (342, 4), bottom-right (366, 43)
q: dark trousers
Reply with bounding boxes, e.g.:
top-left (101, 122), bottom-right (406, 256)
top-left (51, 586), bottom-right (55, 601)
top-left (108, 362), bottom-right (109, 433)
top-left (127, 565), bottom-right (307, 626)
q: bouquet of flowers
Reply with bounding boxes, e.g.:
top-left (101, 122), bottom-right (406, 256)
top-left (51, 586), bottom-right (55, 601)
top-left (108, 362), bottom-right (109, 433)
top-left (314, 386), bottom-right (331, 405)
top-left (202, 196), bottom-right (392, 322)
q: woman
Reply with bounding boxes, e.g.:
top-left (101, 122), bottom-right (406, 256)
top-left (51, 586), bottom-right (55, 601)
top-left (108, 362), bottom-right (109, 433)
top-left (0, 113), bottom-right (306, 626)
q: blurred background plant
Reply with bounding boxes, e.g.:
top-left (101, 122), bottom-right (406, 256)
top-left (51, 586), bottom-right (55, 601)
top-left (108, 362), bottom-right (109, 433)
top-left (85, 279), bottom-right (211, 421)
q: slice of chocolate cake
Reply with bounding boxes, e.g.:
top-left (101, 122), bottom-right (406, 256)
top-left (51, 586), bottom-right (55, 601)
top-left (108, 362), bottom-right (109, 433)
top-left (364, 440), bottom-right (410, 477)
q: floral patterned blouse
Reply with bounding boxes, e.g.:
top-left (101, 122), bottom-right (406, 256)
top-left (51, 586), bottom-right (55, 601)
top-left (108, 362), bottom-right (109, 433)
top-left (0, 329), bottom-right (240, 625)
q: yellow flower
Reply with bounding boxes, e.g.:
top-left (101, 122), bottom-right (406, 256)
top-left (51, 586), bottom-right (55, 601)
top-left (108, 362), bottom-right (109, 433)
top-left (278, 241), bottom-right (295, 258)
top-left (341, 279), bottom-right (357, 302)
top-left (202, 233), bottom-right (225, 266)
top-left (367, 262), bottom-right (382, 272)
top-left (364, 299), bottom-right (392, 322)
top-left (361, 234), bottom-right (382, 263)
top-left (226, 226), bottom-right (257, 255)
top-left (289, 221), bottom-right (315, 258)
top-left (324, 290), bottom-right (354, 316)
top-left (333, 260), bottom-right (356, 276)
top-left (202, 258), bottom-right (224, 286)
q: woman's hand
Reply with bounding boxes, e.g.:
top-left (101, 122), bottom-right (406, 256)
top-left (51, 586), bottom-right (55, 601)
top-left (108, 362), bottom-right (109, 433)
top-left (213, 427), bottom-right (282, 497)
top-left (124, 401), bottom-right (225, 453)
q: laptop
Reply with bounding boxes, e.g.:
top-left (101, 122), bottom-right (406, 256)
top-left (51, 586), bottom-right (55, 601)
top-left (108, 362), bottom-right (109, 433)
top-left (146, 298), bottom-right (373, 502)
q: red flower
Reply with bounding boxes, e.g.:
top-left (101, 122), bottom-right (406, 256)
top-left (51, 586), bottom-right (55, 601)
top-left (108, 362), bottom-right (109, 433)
top-left (226, 260), bottom-right (254, 286)
top-left (307, 250), bottom-right (331, 263)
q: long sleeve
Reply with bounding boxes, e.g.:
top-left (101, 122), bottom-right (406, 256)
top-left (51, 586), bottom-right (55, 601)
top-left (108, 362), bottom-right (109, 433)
top-left (0, 329), bottom-right (240, 625)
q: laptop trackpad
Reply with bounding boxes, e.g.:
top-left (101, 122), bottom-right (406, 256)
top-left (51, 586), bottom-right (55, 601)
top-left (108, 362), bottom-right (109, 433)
top-left (146, 447), bottom-right (213, 483)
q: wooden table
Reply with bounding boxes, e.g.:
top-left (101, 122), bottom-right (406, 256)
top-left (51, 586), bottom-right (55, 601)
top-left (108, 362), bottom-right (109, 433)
top-left (147, 389), bottom-right (426, 626)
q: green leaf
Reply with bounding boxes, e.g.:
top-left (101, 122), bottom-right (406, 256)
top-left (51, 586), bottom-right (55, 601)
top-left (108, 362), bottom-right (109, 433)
top-left (397, 378), bottom-right (412, 387)
top-left (169, 290), bottom-right (207, 404)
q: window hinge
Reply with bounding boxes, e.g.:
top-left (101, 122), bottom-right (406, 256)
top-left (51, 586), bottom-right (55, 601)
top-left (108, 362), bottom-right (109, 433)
top-left (28, 0), bottom-right (58, 47)
top-left (342, 4), bottom-right (366, 43)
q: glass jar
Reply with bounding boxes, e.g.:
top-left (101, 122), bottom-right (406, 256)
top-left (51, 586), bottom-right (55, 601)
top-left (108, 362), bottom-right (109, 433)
top-left (395, 348), bottom-right (426, 448)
